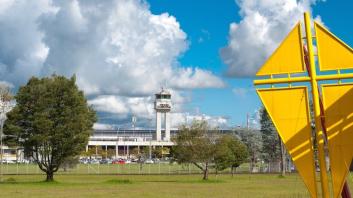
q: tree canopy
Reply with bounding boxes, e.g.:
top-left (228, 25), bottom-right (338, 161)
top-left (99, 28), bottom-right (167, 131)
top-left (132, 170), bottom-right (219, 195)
top-left (235, 128), bottom-right (262, 172)
top-left (172, 121), bottom-right (216, 180)
top-left (260, 107), bottom-right (280, 163)
top-left (173, 121), bottom-right (249, 179)
top-left (214, 134), bottom-right (248, 175)
top-left (4, 75), bottom-right (96, 181)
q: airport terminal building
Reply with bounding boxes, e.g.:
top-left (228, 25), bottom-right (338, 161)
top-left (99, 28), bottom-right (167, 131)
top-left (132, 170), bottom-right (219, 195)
top-left (1, 88), bottom-right (232, 161)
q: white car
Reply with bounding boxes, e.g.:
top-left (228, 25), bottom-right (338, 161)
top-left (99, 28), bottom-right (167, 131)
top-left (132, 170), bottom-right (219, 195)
top-left (145, 159), bottom-right (154, 164)
top-left (125, 159), bottom-right (131, 164)
top-left (5, 160), bottom-right (15, 164)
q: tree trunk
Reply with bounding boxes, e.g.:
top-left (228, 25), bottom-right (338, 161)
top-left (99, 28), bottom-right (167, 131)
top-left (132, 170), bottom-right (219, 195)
top-left (250, 153), bottom-right (255, 173)
top-left (231, 166), bottom-right (235, 178)
top-left (279, 137), bottom-right (286, 176)
top-left (203, 163), bottom-right (209, 180)
top-left (46, 171), bottom-right (54, 182)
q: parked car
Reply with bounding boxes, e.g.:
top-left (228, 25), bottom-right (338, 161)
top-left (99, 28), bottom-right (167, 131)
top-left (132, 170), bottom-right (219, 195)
top-left (145, 159), bottom-right (154, 164)
top-left (90, 159), bottom-right (100, 164)
top-left (99, 159), bottom-right (109, 164)
top-left (112, 159), bottom-right (125, 165)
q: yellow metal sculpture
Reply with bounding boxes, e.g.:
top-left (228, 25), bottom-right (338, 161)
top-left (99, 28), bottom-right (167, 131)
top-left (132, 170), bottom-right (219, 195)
top-left (258, 87), bottom-right (317, 197)
top-left (254, 12), bottom-right (353, 198)
top-left (256, 23), bottom-right (305, 76)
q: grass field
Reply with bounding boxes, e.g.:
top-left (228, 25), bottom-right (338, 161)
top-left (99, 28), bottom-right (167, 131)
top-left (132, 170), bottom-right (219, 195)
top-left (1, 164), bottom-right (353, 197)
top-left (0, 174), bottom-right (313, 198)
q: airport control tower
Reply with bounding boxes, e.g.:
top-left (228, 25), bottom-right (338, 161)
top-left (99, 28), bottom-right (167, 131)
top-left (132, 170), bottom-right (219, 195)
top-left (154, 88), bottom-right (172, 141)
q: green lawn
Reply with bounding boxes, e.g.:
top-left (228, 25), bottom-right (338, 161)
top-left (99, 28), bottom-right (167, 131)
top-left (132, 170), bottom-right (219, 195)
top-left (1, 164), bottom-right (353, 197)
top-left (0, 174), bottom-right (314, 198)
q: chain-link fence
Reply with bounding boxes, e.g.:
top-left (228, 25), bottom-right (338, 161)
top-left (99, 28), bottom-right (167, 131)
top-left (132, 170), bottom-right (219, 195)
top-left (0, 162), bottom-right (255, 175)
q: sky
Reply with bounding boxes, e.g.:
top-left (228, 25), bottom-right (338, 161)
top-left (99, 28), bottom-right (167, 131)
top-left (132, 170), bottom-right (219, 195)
top-left (0, 0), bottom-right (353, 129)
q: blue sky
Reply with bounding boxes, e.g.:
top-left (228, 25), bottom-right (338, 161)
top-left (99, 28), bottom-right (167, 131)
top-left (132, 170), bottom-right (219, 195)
top-left (148, 0), bottom-right (256, 127)
top-left (148, 0), bottom-right (253, 127)
top-left (0, 0), bottom-right (352, 129)
top-left (148, 0), bottom-right (353, 127)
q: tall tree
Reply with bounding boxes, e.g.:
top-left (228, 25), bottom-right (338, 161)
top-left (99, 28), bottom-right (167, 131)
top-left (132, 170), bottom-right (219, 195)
top-left (236, 128), bottom-right (262, 173)
top-left (260, 107), bottom-right (286, 174)
top-left (4, 75), bottom-right (96, 181)
top-left (0, 83), bottom-right (13, 165)
top-left (172, 121), bottom-right (217, 180)
top-left (214, 134), bottom-right (248, 177)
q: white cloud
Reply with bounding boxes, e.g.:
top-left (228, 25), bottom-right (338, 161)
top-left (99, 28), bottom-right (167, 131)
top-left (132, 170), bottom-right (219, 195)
top-left (0, 0), bottom-right (227, 127)
top-left (0, 0), bottom-right (224, 94)
top-left (88, 92), bottom-right (228, 129)
top-left (93, 123), bottom-right (114, 130)
top-left (171, 68), bottom-right (225, 89)
top-left (0, 0), bottom-right (55, 85)
top-left (88, 91), bottom-right (186, 120)
top-left (232, 87), bottom-right (249, 97)
top-left (37, 0), bottom-right (224, 96)
top-left (88, 95), bottom-right (129, 115)
top-left (0, 81), bottom-right (14, 89)
top-left (221, 0), bottom-right (324, 77)
top-left (171, 113), bottom-right (228, 129)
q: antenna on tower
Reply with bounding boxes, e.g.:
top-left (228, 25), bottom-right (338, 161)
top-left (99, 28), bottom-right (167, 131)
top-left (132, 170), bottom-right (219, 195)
top-left (132, 115), bottom-right (137, 129)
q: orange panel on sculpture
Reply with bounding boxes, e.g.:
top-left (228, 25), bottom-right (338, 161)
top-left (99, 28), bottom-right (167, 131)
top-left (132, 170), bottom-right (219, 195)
top-left (322, 84), bottom-right (353, 198)
top-left (257, 87), bottom-right (317, 198)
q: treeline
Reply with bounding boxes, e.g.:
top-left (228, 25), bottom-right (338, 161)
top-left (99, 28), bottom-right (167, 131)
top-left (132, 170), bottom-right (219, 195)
top-left (171, 108), bottom-right (290, 180)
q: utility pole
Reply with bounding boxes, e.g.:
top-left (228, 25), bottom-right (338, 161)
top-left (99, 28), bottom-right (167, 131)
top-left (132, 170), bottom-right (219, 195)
top-left (246, 113), bottom-right (249, 130)
top-left (0, 115), bottom-right (4, 182)
top-left (0, 95), bottom-right (7, 182)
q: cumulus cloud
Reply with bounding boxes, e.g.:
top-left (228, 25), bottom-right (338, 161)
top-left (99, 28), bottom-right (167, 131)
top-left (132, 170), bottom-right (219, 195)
top-left (171, 113), bottom-right (228, 128)
top-left (37, 0), bottom-right (224, 96)
top-left (171, 68), bottom-right (225, 89)
top-left (0, 0), bottom-right (224, 94)
top-left (0, 0), bottom-right (227, 127)
top-left (88, 91), bottom-right (228, 129)
top-left (0, 0), bottom-right (54, 85)
top-left (221, 0), bottom-right (324, 77)
top-left (93, 123), bottom-right (115, 130)
top-left (232, 87), bottom-right (250, 97)
top-left (94, 112), bottom-right (229, 130)
top-left (88, 89), bottom-right (187, 119)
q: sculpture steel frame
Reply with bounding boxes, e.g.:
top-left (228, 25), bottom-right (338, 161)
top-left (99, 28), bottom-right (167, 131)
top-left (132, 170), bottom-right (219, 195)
top-left (254, 12), bottom-right (353, 198)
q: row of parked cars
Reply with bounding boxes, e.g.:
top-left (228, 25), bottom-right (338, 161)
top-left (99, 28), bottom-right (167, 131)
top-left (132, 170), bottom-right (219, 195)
top-left (0, 159), bottom-right (31, 164)
top-left (79, 158), bottom-right (161, 165)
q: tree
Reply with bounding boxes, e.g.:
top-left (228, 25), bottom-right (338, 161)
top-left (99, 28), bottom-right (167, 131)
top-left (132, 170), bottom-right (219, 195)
top-left (131, 147), bottom-right (149, 172)
top-left (0, 83), bottom-right (13, 103)
top-left (172, 121), bottom-right (217, 180)
top-left (152, 147), bottom-right (170, 159)
top-left (4, 75), bottom-right (96, 181)
top-left (236, 128), bottom-right (262, 173)
top-left (60, 156), bottom-right (79, 172)
top-left (0, 83), bottom-right (14, 164)
top-left (214, 135), bottom-right (248, 177)
top-left (260, 107), bottom-right (283, 174)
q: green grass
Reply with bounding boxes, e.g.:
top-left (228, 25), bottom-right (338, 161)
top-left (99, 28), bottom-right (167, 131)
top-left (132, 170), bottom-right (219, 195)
top-left (0, 174), bottom-right (315, 198)
top-left (1, 164), bottom-right (353, 197)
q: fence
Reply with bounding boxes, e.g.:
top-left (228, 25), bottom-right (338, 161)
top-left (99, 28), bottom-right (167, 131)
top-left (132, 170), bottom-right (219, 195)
top-left (0, 162), bottom-right (255, 175)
